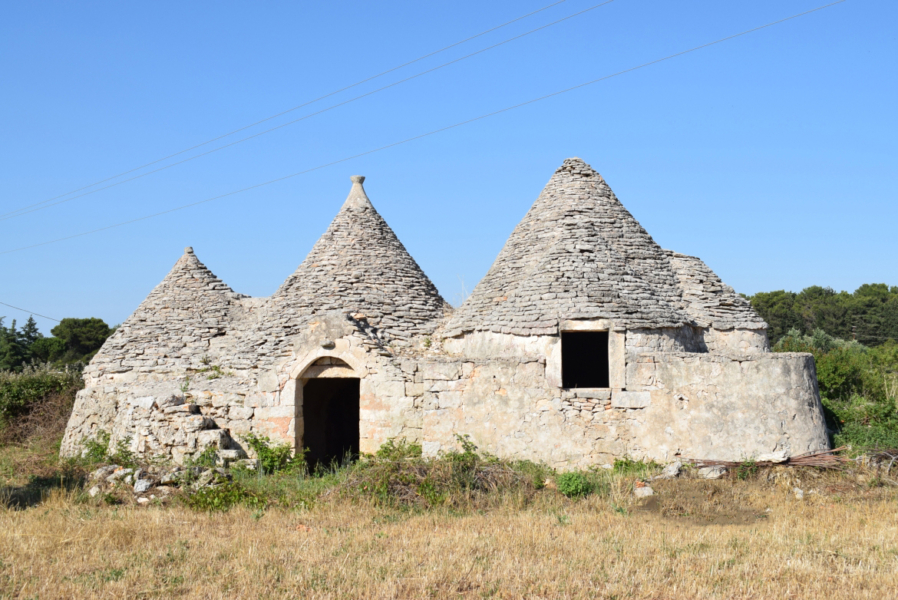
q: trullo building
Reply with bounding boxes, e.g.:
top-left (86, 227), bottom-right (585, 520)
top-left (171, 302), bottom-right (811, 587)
top-left (61, 158), bottom-right (829, 467)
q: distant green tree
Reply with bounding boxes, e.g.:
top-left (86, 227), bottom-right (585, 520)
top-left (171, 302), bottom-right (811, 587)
top-left (19, 316), bottom-right (42, 347)
top-left (29, 337), bottom-right (66, 364)
top-left (751, 284), bottom-right (898, 347)
top-left (793, 286), bottom-right (852, 340)
top-left (0, 318), bottom-right (28, 371)
top-left (748, 290), bottom-right (800, 344)
top-left (50, 317), bottom-right (112, 365)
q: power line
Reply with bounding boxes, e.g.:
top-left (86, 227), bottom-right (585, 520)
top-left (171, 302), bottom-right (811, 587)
top-left (0, 0), bottom-right (847, 257)
top-left (0, 0), bottom-right (570, 221)
top-left (0, 301), bottom-right (60, 323)
top-left (0, 0), bottom-right (614, 222)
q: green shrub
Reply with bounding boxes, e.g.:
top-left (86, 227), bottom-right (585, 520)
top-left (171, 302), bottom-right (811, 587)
top-left (242, 433), bottom-right (298, 474)
top-left (81, 431), bottom-right (111, 464)
top-left (0, 365), bottom-right (82, 427)
top-left (186, 447), bottom-right (219, 469)
top-left (556, 472), bottom-right (591, 498)
top-left (375, 438), bottom-right (422, 460)
top-left (182, 482), bottom-right (266, 512)
top-left (109, 437), bottom-right (137, 468)
top-left (341, 435), bottom-right (542, 509)
top-left (736, 459), bottom-right (759, 480)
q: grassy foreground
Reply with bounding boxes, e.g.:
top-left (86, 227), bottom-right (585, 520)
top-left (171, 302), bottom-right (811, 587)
top-left (2, 461), bottom-right (898, 599)
top-left (2, 375), bottom-right (898, 598)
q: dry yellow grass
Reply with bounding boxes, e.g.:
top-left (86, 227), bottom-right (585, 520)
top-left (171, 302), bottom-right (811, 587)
top-left (2, 477), bottom-right (897, 599)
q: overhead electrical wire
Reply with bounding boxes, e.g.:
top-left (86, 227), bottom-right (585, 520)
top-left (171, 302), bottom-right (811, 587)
top-left (0, 0), bottom-right (847, 257)
top-left (0, 0), bottom-right (571, 221)
top-left (0, 301), bottom-right (60, 323)
top-left (1, 0), bottom-right (614, 223)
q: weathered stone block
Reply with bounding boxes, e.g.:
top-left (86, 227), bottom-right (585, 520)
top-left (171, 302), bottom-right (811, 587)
top-left (611, 391), bottom-right (651, 409)
top-left (422, 362), bottom-right (461, 381)
top-left (228, 406), bottom-right (254, 421)
top-left (228, 419), bottom-right (252, 436)
top-left (197, 429), bottom-right (229, 451)
top-left (405, 383), bottom-right (425, 397)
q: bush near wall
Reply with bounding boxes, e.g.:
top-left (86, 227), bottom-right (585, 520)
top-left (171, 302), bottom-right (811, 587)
top-left (0, 365), bottom-right (83, 430)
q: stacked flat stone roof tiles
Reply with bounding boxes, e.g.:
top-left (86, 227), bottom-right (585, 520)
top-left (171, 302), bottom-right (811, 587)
top-left (444, 158), bottom-right (762, 337)
top-left (666, 251), bottom-right (767, 330)
top-left (87, 248), bottom-right (245, 375)
top-left (273, 176), bottom-right (449, 342)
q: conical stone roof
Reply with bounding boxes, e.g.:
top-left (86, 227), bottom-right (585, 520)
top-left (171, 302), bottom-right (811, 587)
top-left (445, 158), bottom-right (718, 337)
top-left (89, 247), bottom-right (244, 372)
top-left (273, 176), bottom-right (449, 342)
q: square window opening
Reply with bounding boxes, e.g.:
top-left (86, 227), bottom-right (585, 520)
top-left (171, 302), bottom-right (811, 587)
top-left (561, 331), bottom-right (610, 388)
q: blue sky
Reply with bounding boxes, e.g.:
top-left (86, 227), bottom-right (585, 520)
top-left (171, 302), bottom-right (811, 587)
top-left (1, 0), bottom-right (895, 335)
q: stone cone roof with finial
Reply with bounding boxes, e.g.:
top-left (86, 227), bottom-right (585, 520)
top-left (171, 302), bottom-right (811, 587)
top-left (273, 176), bottom-right (450, 342)
top-left (88, 247), bottom-right (246, 373)
top-left (444, 158), bottom-right (765, 337)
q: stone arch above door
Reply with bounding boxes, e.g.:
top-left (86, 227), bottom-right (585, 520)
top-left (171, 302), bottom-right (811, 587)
top-left (289, 347), bottom-right (368, 380)
top-left (299, 357), bottom-right (356, 380)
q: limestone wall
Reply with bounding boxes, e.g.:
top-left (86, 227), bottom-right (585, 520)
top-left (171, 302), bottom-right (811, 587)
top-left (61, 311), bottom-right (402, 463)
top-left (64, 317), bottom-right (827, 468)
top-left (625, 352), bottom-right (828, 462)
top-left (409, 329), bottom-right (828, 466)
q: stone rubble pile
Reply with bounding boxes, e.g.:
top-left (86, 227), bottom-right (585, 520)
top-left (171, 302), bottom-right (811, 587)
top-left (85, 457), bottom-right (260, 504)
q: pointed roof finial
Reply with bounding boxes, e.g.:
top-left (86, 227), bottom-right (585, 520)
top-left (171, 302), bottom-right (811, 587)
top-left (344, 175), bottom-right (372, 209)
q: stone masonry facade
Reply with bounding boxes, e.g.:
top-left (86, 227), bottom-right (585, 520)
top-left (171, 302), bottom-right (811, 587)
top-left (61, 159), bottom-right (829, 467)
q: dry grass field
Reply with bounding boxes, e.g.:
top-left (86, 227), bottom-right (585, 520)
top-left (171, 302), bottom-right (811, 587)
top-left (2, 468), bottom-right (897, 600)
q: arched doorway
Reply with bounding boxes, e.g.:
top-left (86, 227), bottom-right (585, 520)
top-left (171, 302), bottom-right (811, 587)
top-left (299, 358), bottom-right (360, 470)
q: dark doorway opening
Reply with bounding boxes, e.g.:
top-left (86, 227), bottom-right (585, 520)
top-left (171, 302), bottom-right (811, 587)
top-left (302, 378), bottom-right (360, 471)
top-left (561, 331), bottom-right (610, 388)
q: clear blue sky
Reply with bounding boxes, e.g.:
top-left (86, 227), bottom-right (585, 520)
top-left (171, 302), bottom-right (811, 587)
top-left (2, 0), bottom-right (895, 335)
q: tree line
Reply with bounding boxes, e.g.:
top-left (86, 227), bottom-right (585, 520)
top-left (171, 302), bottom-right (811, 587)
top-left (748, 284), bottom-right (898, 347)
top-left (0, 316), bottom-right (113, 371)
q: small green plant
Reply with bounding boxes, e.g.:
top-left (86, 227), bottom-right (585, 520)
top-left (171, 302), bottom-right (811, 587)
top-left (612, 457), bottom-right (661, 478)
top-left (102, 492), bottom-right (122, 505)
top-left (81, 430), bottom-right (111, 464)
top-left (423, 337), bottom-right (432, 348)
top-left (185, 447), bottom-right (219, 469)
top-left (611, 502), bottom-right (628, 516)
top-left (417, 479), bottom-right (446, 506)
top-left (180, 376), bottom-right (190, 394)
top-left (736, 459), bottom-right (759, 480)
top-left (375, 438), bottom-right (422, 460)
top-left (182, 482), bottom-right (265, 512)
top-left (557, 472), bottom-right (592, 498)
top-left (195, 364), bottom-right (233, 380)
top-left (109, 437), bottom-right (137, 468)
top-left (242, 433), bottom-right (298, 474)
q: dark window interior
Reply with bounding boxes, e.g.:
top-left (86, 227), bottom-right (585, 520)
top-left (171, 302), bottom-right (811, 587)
top-left (302, 378), bottom-right (360, 471)
top-left (561, 331), bottom-right (610, 388)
